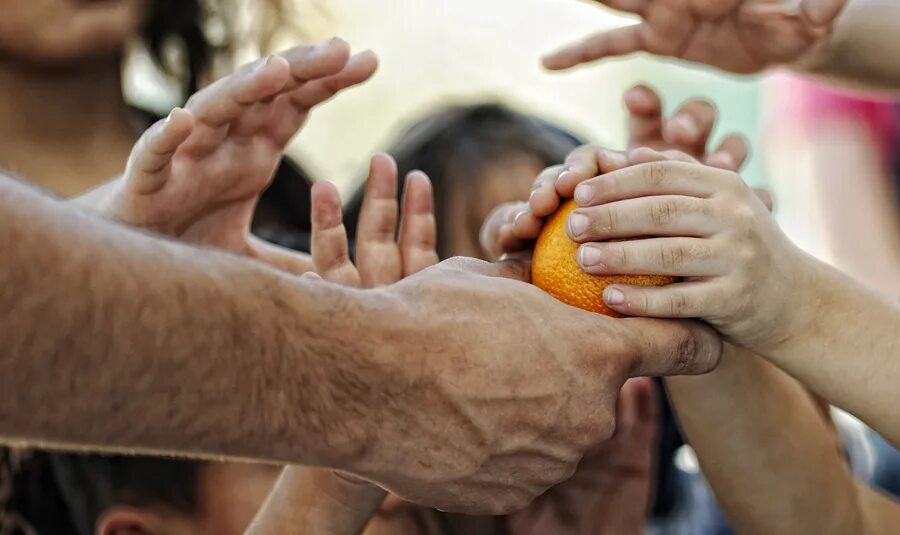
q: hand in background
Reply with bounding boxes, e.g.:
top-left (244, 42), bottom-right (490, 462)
top-left (543, 0), bottom-right (846, 74)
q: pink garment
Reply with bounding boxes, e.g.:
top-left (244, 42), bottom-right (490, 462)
top-left (766, 74), bottom-right (898, 159)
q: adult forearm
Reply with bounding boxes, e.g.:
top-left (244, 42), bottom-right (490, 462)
top-left (768, 256), bottom-right (900, 445)
top-left (666, 347), bottom-right (866, 534)
top-left (0, 176), bottom-right (379, 467)
top-left (796, 0), bottom-right (900, 92)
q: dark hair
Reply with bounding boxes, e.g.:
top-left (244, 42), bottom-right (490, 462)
top-left (139, 0), bottom-right (294, 98)
top-left (1, 449), bottom-right (201, 535)
top-left (343, 103), bottom-right (584, 258)
top-left (140, 0), bottom-right (211, 97)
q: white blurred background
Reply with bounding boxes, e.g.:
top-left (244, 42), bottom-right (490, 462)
top-left (127, 0), bottom-right (764, 199)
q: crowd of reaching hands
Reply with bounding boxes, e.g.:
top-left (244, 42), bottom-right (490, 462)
top-left (2, 0), bottom-right (900, 533)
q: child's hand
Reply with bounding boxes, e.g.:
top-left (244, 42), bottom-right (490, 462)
top-left (569, 148), bottom-right (805, 351)
top-left (308, 153), bottom-right (439, 288)
top-left (75, 38), bottom-right (376, 271)
top-left (479, 86), bottom-right (749, 260)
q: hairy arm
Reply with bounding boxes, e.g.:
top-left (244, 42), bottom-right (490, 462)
top-left (667, 345), bottom-right (900, 534)
top-left (797, 0), bottom-right (900, 91)
top-left (0, 174), bottom-right (384, 467)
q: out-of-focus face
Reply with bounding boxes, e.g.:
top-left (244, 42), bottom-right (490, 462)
top-left (446, 153), bottom-right (546, 259)
top-left (97, 461), bottom-right (282, 535)
top-left (191, 462), bottom-right (283, 535)
top-left (0, 0), bottom-right (149, 65)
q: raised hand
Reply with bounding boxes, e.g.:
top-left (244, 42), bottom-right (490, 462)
top-left (543, 0), bottom-right (847, 74)
top-left (625, 84), bottom-right (748, 169)
top-left (75, 38), bottom-right (377, 271)
top-left (309, 153), bottom-right (439, 288)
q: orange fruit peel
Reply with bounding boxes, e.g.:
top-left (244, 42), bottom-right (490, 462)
top-left (532, 199), bottom-right (676, 317)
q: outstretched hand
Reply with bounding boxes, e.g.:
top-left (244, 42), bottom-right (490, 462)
top-left (75, 38), bottom-right (377, 273)
top-left (543, 0), bottom-right (846, 74)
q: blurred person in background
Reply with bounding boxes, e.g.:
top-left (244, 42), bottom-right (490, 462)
top-left (0, 0), bottom-right (315, 245)
top-left (764, 75), bottom-right (900, 498)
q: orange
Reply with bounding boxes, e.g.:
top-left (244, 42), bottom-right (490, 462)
top-left (532, 199), bottom-right (676, 317)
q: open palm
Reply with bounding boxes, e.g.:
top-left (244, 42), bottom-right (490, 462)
top-left (84, 38), bottom-right (375, 262)
top-left (544, 0), bottom-right (847, 74)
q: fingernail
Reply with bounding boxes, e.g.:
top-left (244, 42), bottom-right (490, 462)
top-left (251, 56), bottom-right (272, 74)
top-left (556, 170), bottom-right (571, 186)
top-left (578, 245), bottom-right (602, 267)
top-left (671, 115), bottom-right (699, 139)
top-left (568, 213), bottom-right (589, 237)
top-left (513, 210), bottom-right (529, 226)
top-left (574, 184), bottom-right (595, 205)
top-left (604, 287), bottom-right (625, 305)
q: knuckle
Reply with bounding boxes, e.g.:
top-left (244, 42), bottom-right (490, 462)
top-left (667, 292), bottom-right (692, 317)
top-left (595, 414), bottom-right (616, 442)
top-left (658, 243), bottom-right (687, 271)
top-left (607, 243), bottom-right (628, 270)
top-left (671, 330), bottom-right (699, 373)
top-left (598, 206), bottom-right (620, 233)
top-left (650, 198), bottom-right (680, 227)
top-left (643, 162), bottom-right (669, 186)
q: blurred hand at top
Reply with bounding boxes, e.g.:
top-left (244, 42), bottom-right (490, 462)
top-left (543, 0), bottom-right (846, 74)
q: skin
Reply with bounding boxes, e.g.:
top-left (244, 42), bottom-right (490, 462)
top-left (0, 0), bottom-right (149, 195)
top-left (480, 94), bottom-right (900, 534)
top-left (480, 84), bottom-right (751, 260)
top-left (544, 0), bottom-right (900, 92)
top-left (666, 344), bottom-right (900, 534)
top-left (96, 462), bottom-right (284, 535)
top-left (556, 149), bottom-right (900, 445)
top-left (1, 167), bottom-right (724, 517)
top-left (475, 86), bottom-right (750, 534)
top-left (247, 155), bottom-right (436, 535)
top-left (74, 37), bottom-right (377, 271)
top-left (250, 155), bottom-right (657, 535)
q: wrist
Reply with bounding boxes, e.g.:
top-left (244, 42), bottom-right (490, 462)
top-left (751, 252), bottom-right (834, 358)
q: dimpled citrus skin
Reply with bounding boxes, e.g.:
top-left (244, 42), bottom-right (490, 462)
top-left (532, 199), bottom-right (677, 317)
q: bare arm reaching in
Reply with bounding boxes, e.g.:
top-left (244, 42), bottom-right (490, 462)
top-left (0, 171), bottom-right (721, 513)
top-left (667, 344), bottom-right (900, 534)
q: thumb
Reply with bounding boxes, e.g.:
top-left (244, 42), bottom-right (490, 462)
top-left (618, 318), bottom-right (722, 377)
top-left (440, 255), bottom-right (532, 283)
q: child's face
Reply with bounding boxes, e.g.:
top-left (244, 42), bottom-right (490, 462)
top-left (97, 461), bottom-right (282, 535)
top-left (447, 153), bottom-right (545, 259)
top-left (0, 0), bottom-right (148, 65)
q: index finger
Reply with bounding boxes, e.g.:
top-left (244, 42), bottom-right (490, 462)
top-left (572, 161), bottom-right (722, 207)
top-left (398, 171), bottom-right (440, 276)
top-left (556, 146), bottom-right (629, 198)
top-left (542, 24), bottom-right (648, 71)
top-left (625, 84), bottom-right (664, 149)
